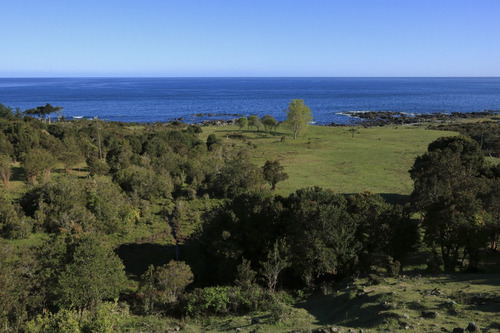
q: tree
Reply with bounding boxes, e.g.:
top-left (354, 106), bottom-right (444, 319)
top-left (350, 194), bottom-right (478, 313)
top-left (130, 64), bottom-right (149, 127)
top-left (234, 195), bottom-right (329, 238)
top-left (234, 258), bottom-right (257, 289)
top-left (236, 117), bottom-right (248, 130)
top-left (283, 187), bottom-right (359, 285)
top-left (211, 152), bottom-right (265, 198)
top-left (41, 234), bottom-right (127, 314)
top-left (248, 115), bottom-right (261, 131)
top-left (0, 103), bottom-right (14, 119)
top-left (262, 160), bottom-right (288, 190)
top-left (260, 239), bottom-right (290, 292)
top-left (261, 115), bottom-right (278, 134)
top-left (409, 136), bottom-right (490, 271)
top-left (284, 99), bottom-right (313, 139)
top-left (0, 154), bottom-right (12, 188)
top-left (21, 148), bottom-right (56, 183)
top-left (139, 261), bottom-right (194, 313)
top-left (206, 134), bottom-right (220, 151)
top-left (24, 103), bottom-right (63, 123)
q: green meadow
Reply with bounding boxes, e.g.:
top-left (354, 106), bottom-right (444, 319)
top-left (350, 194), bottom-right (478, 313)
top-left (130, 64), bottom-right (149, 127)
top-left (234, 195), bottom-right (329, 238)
top-left (203, 124), bottom-right (459, 197)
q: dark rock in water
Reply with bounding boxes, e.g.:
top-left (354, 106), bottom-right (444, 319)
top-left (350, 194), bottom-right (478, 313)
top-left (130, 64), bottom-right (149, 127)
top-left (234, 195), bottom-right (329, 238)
top-left (466, 322), bottom-right (479, 332)
top-left (452, 328), bottom-right (465, 333)
top-left (421, 311), bottom-right (439, 319)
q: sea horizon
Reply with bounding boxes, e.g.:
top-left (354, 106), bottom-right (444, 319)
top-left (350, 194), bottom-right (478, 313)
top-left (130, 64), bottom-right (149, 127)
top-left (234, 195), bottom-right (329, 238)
top-left (1, 77), bottom-right (499, 125)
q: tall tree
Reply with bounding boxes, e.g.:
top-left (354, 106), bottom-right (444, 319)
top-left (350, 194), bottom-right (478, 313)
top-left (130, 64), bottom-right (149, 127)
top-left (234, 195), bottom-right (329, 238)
top-left (409, 136), bottom-right (490, 271)
top-left (284, 99), bottom-right (313, 139)
top-left (0, 154), bottom-right (12, 188)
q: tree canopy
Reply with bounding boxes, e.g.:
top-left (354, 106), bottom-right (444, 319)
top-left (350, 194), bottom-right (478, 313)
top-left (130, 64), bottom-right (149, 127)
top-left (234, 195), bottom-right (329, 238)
top-left (284, 99), bottom-right (313, 139)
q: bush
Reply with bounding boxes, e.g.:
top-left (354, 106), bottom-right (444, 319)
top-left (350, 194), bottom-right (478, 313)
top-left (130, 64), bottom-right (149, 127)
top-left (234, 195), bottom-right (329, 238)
top-left (185, 286), bottom-right (272, 317)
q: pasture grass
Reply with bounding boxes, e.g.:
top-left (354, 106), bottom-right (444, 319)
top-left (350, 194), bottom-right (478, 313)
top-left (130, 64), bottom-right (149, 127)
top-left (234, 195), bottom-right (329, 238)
top-left (202, 124), bottom-right (457, 196)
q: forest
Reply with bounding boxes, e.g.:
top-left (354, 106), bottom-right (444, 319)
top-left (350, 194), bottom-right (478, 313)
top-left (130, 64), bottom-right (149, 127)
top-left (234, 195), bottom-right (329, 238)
top-left (0, 102), bottom-right (499, 332)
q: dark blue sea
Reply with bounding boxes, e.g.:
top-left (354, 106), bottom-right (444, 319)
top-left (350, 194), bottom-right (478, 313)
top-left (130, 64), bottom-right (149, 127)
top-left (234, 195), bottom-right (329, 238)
top-left (1, 77), bottom-right (499, 125)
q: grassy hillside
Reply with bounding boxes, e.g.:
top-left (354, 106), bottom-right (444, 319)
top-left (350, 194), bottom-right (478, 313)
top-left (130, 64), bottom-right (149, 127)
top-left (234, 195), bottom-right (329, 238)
top-left (137, 273), bottom-right (500, 333)
top-left (202, 124), bottom-right (459, 197)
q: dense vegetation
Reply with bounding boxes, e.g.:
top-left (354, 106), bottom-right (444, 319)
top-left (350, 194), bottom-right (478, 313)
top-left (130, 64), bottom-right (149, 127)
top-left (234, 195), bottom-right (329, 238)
top-left (0, 102), bottom-right (499, 332)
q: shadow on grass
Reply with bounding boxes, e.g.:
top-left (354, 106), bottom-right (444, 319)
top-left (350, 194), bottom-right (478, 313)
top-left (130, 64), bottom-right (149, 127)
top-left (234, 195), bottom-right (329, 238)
top-left (214, 129), bottom-right (288, 139)
top-left (296, 291), bottom-right (389, 328)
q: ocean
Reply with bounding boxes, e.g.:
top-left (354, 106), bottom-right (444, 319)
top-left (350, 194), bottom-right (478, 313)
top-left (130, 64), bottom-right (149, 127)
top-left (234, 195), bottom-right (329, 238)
top-left (0, 77), bottom-right (499, 125)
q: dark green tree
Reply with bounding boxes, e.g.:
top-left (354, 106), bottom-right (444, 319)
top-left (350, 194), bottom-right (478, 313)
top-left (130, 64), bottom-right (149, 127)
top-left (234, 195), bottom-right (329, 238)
top-left (39, 234), bottom-right (127, 314)
top-left (409, 136), bottom-right (490, 271)
top-left (212, 153), bottom-right (264, 198)
top-left (261, 115), bottom-right (278, 133)
top-left (262, 160), bottom-right (288, 190)
top-left (283, 187), bottom-right (359, 285)
top-left (0, 103), bottom-right (14, 119)
top-left (206, 134), bottom-right (220, 151)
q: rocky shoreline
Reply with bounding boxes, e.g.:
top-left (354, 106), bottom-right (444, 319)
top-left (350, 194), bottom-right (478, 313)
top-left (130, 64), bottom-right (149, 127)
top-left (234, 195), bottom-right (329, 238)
top-left (339, 110), bottom-right (499, 127)
top-left (180, 110), bottom-right (500, 128)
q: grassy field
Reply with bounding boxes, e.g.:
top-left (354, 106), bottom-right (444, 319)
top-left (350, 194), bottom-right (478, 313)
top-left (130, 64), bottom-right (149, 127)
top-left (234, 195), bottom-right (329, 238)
top-left (202, 124), bottom-right (461, 197)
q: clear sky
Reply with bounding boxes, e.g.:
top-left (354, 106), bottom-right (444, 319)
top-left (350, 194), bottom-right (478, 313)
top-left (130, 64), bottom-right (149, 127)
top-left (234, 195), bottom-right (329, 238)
top-left (1, 0), bottom-right (499, 77)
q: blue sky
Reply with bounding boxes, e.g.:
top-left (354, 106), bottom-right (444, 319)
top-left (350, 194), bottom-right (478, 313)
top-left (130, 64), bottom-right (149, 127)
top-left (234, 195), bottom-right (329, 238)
top-left (1, 0), bottom-right (499, 77)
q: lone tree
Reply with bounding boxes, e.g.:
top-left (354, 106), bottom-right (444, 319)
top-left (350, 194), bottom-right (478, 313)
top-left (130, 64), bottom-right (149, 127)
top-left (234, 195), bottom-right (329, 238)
top-left (262, 160), bottom-right (288, 190)
top-left (24, 103), bottom-right (63, 123)
top-left (284, 99), bottom-right (313, 139)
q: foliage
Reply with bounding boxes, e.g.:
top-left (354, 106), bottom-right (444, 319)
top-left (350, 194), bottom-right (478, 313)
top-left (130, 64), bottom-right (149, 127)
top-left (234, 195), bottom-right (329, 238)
top-left (114, 165), bottom-right (173, 200)
top-left (0, 153), bottom-right (12, 188)
top-left (236, 117), bottom-right (247, 130)
top-left (234, 258), bottom-right (257, 289)
top-left (410, 136), bottom-right (492, 271)
top-left (211, 152), bottom-right (264, 198)
top-left (347, 192), bottom-right (419, 270)
top-left (247, 115), bottom-right (261, 131)
top-left (206, 133), bottom-right (220, 151)
top-left (284, 99), bottom-right (313, 139)
top-left (185, 285), bottom-right (271, 317)
top-left (24, 103), bottom-right (63, 122)
top-left (0, 103), bottom-right (15, 120)
top-left (138, 261), bottom-right (194, 314)
top-left (260, 239), bottom-right (290, 291)
top-left (262, 160), bottom-right (289, 190)
top-left (261, 114), bottom-right (279, 133)
top-left (283, 187), bottom-right (359, 285)
top-left (37, 234), bottom-right (127, 313)
top-left (0, 242), bottom-right (30, 331)
top-left (21, 148), bottom-right (56, 183)
top-left (86, 156), bottom-right (110, 176)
